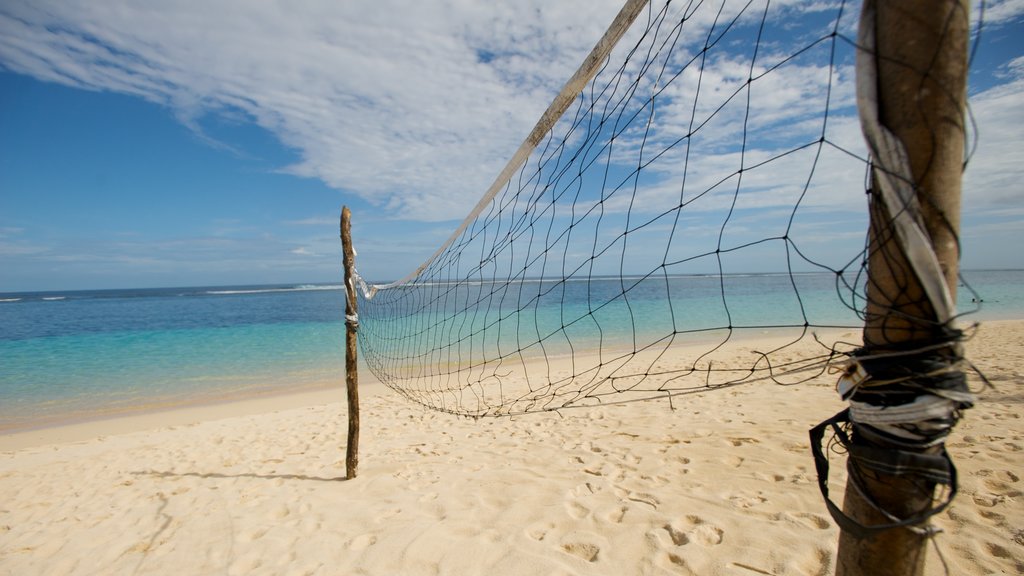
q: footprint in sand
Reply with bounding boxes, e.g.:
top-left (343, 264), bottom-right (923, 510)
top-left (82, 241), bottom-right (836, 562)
top-left (665, 552), bottom-right (692, 571)
top-left (788, 546), bottom-right (833, 576)
top-left (570, 482), bottom-right (598, 497)
top-left (619, 452), bottom-right (642, 466)
top-left (525, 522), bottom-right (556, 542)
top-left (604, 505), bottom-right (628, 524)
top-left (724, 455), bottom-right (745, 468)
top-left (979, 509), bottom-right (1005, 524)
top-left (349, 533), bottom-right (376, 551)
top-left (986, 542), bottom-right (1014, 559)
top-left (796, 512), bottom-right (831, 530)
top-left (728, 493), bottom-right (767, 509)
top-left (616, 490), bottom-right (659, 509)
top-left (641, 473), bottom-right (670, 485)
top-left (238, 527), bottom-right (267, 543)
top-left (561, 541), bottom-right (601, 562)
top-left (783, 441), bottom-right (806, 453)
top-left (662, 523), bottom-right (689, 546)
top-left (972, 493), bottom-right (1004, 508)
top-left (658, 516), bottom-right (724, 548)
top-left (691, 523), bottom-right (724, 546)
top-left (565, 499), bottom-right (590, 519)
top-left (726, 437), bottom-right (760, 447)
top-left (982, 475), bottom-right (1023, 497)
top-left (376, 507), bottom-right (402, 523)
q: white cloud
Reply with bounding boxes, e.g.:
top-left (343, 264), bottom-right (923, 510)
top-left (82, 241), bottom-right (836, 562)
top-left (0, 227), bottom-right (26, 238)
top-left (0, 0), bottom-right (869, 225)
top-left (0, 227), bottom-right (48, 257)
top-left (285, 216), bottom-right (338, 227)
top-left (0, 0), bottom-right (625, 222)
top-left (0, 242), bottom-right (47, 256)
top-left (981, 0), bottom-right (1024, 24)
top-left (963, 55), bottom-right (1024, 212)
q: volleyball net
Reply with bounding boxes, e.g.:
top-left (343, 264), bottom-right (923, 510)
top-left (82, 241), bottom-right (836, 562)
top-left (346, 0), bottom-right (979, 418)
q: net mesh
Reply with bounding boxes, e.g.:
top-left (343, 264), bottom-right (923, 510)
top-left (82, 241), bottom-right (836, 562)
top-left (351, 0), bottom-right (976, 417)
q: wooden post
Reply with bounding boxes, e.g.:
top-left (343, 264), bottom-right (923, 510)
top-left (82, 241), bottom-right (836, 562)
top-left (837, 1), bottom-right (969, 574)
top-left (340, 206), bottom-right (360, 480)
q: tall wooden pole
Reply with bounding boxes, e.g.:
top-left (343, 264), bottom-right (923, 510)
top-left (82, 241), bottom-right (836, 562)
top-left (340, 206), bottom-right (360, 480)
top-left (837, 1), bottom-right (969, 574)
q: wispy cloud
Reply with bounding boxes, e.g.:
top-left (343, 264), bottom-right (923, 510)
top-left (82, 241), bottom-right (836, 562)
top-left (0, 0), bottom-right (626, 222)
top-left (0, 227), bottom-right (26, 238)
top-left (1, 231), bottom-right (342, 288)
top-left (981, 0), bottom-right (1024, 24)
top-left (963, 55), bottom-right (1024, 210)
top-left (285, 216), bottom-right (338, 227)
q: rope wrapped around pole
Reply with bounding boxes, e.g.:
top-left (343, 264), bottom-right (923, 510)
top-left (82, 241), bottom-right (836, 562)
top-left (809, 1), bottom-right (977, 574)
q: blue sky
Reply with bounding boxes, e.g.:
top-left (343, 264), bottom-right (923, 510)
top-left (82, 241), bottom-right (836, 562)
top-left (1, 0), bottom-right (1022, 292)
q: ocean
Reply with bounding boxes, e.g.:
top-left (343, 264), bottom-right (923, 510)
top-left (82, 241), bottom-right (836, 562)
top-left (2, 270), bottom-right (1022, 433)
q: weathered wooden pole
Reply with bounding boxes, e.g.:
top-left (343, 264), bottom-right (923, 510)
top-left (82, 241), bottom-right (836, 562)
top-left (340, 206), bottom-right (360, 480)
top-left (835, 0), bottom-right (970, 574)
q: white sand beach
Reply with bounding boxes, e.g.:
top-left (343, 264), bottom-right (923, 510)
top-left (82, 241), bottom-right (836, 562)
top-left (1, 321), bottom-right (1021, 575)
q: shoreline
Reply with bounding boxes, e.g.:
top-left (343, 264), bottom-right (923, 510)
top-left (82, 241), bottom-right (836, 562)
top-left (3, 319), bottom-right (1013, 451)
top-left (0, 384), bottom-right (380, 452)
top-left (0, 325), bottom-right (831, 432)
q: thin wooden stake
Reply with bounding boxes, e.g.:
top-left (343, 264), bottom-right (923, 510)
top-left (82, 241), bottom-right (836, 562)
top-left (340, 206), bottom-right (360, 480)
top-left (837, 1), bottom-right (969, 574)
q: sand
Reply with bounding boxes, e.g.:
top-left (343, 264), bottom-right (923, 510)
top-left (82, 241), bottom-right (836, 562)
top-left (1, 322), bottom-right (1022, 575)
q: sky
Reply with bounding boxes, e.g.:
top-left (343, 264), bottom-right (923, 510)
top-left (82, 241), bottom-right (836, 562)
top-left (1, 0), bottom-right (1022, 292)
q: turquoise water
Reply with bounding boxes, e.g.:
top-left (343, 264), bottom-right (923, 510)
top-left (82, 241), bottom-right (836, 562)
top-left (0, 286), bottom-right (348, 431)
top-left (357, 270), bottom-right (1024, 383)
top-left (359, 272), bottom-right (863, 377)
top-left (1, 271), bottom-right (1021, 431)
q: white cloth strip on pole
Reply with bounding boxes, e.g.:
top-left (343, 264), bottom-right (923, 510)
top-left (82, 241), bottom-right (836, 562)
top-left (855, 0), bottom-right (957, 325)
top-left (342, 240), bottom-right (377, 301)
top-left (370, 0), bottom-right (651, 294)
